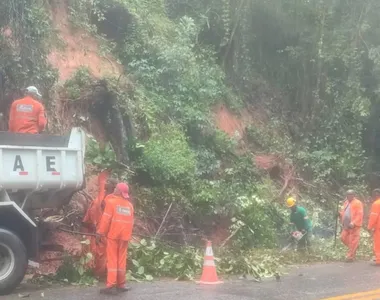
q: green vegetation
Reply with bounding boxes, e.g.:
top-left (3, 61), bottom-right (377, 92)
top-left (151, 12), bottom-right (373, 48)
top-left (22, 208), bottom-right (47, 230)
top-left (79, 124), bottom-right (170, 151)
top-left (56, 232), bottom-right (373, 283)
top-left (63, 67), bottom-right (92, 100)
top-left (0, 0), bottom-right (57, 98)
top-left (1, 0), bottom-right (379, 283)
top-left (141, 124), bottom-right (197, 183)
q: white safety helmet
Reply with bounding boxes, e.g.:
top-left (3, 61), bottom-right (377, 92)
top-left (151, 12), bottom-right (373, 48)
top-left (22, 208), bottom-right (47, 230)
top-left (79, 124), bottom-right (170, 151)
top-left (25, 86), bottom-right (42, 98)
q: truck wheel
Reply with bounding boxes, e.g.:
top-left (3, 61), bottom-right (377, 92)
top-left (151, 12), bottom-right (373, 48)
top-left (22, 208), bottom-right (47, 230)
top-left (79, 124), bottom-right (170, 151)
top-left (0, 228), bottom-right (27, 295)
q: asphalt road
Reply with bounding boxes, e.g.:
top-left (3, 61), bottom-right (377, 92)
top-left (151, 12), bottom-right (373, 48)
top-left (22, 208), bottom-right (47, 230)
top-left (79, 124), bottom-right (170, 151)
top-left (4, 262), bottom-right (380, 300)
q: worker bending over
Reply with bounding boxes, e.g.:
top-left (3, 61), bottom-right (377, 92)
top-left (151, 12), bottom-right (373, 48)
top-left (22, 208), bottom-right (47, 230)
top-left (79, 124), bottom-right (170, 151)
top-left (8, 86), bottom-right (47, 134)
top-left (368, 189), bottom-right (380, 266)
top-left (286, 197), bottom-right (312, 253)
top-left (340, 190), bottom-right (363, 262)
top-left (97, 182), bottom-right (134, 295)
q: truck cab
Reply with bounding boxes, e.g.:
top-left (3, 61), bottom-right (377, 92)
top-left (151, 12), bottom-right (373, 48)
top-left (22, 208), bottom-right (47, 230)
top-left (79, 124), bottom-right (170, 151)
top-left (0, 128), bottom-right (86, 295)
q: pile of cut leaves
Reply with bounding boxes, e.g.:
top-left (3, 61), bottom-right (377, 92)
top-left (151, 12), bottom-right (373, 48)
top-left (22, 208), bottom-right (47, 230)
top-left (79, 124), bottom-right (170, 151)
top-left (126, 239), bottom-right (282, 281)
top-left (54, 235), bottom-right (373, 284)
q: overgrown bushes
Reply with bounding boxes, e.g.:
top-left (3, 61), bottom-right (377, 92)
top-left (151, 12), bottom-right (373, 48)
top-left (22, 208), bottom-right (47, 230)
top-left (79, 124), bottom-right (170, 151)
top-left (141, 124), bottom-right (196, 184)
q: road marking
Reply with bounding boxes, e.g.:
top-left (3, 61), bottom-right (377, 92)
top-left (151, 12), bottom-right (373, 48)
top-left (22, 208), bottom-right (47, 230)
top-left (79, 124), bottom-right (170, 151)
top-left (322, 289), bottom-right (380, 300)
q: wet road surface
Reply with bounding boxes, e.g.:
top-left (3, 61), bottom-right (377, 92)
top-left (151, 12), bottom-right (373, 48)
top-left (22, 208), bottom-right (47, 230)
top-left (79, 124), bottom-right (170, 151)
top-left (3, 262), bottom-right (380, 300)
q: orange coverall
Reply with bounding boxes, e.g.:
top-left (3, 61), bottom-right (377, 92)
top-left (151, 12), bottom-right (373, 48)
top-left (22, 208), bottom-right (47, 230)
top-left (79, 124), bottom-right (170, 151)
top-left (8, 96), bottom-right (47, 133)
top-left (340, 198), bottom-right (363, 260)
top-left (368, 198), bottom-right (380, 264)
top-left (97, 195), bottom-right (134, 288)
top-left (82, 171), bottom-right (109, 276)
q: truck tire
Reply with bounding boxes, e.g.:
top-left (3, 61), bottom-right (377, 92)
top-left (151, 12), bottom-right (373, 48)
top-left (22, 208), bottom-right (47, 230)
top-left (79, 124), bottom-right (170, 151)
top-left (0, 228), bottom-right (27, 295)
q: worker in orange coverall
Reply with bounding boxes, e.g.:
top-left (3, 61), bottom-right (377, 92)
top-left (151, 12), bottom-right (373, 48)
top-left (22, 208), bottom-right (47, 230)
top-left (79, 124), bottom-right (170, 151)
top-left (97, 182), bottom-right (134, 295)
top-left (82, 171), bottom-right (117, 277)
top-left (8, 86), bottom-right (47, 133)
top-left (339, 189), bottom-right (363, 262)
top-left (368, 189), bottom-right (380, 266)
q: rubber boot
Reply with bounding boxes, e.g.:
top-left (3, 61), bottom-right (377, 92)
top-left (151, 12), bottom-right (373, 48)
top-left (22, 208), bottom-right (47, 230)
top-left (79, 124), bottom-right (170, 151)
top-left (118, 286), bottom-right (132, 293)
top-left (100, 287), bottom-right (118, 295)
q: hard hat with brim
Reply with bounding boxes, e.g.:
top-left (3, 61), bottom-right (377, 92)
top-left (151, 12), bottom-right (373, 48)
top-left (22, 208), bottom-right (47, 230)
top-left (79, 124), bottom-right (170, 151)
top-left (25, 86), bottom-right (42, 98)
top-left (116, 182), bottom-right (129, 199)
top-left (286, 197), bottom-right (296, 208)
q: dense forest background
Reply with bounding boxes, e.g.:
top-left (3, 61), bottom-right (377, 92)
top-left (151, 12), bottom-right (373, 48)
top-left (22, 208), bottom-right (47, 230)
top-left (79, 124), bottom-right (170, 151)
top-left (1, 0), bottom-right (380, 269)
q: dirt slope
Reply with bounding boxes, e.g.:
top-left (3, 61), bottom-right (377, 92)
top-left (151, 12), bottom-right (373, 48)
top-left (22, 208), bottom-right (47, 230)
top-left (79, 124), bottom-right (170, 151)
top-left (48, 1), bottom-right (122, 82)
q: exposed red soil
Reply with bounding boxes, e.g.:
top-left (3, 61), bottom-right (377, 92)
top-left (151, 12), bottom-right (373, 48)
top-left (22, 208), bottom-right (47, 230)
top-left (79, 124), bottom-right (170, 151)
top-left (255, 154), bottom-right (281, 170)
top-left (213, 103), bottom-right (269, 140)
top-left (213, 104), bottom-right (248, 139)
top-left (50, 231), bottom-right (82, 255)
top-left (48, 1), bottom-right (123, 82)
top-left (214, 103), bottom-right (296, 200)
top-left (38, 231), bottom-right (82, 275)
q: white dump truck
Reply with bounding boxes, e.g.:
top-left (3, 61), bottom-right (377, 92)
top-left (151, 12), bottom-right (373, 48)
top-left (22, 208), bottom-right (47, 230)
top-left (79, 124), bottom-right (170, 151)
top-left (0, 128), bottom-right (86, 294)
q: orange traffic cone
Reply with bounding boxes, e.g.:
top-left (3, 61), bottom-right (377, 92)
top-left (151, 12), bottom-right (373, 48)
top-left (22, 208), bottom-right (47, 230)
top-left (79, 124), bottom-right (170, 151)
top-left (197, 240), bottom-right (223, 285)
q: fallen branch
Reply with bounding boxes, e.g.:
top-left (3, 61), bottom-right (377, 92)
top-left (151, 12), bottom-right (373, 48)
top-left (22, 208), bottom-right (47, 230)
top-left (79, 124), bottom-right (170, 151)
top-left (40, 257), bottom-right (66, 262)
top-left (64, 210), bottom-right (78, 220)
top-left (278, 166), bottom-right (295, 198)
top-left (155, 202), bottom-right (174, 238)
top-left (58, 227), bottom-right (97, 237)
top-left (43, 215), bottom-right (64, 223)
top-left (293, 177), bottom-right (318, 189)
top-left (220, 225), bottom-right (243, 248)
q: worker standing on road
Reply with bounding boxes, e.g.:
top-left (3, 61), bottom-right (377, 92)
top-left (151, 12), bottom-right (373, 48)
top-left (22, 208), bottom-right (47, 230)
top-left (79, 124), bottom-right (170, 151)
top-left (82, 173), bottom-right (117, 277)
top-left (368, 189), bottom-right (380, 266)
top-left (340, 190), bottom-right (363, 262)
top-left (286, 197), bottom-right (312, 253)
top-left (97, 182), bottom-right (134, 295)
top-left (8, 86), bottom-right (47, 134)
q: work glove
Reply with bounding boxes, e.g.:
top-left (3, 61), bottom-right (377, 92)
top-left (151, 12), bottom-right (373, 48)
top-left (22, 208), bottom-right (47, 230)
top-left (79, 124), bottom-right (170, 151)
top-left (348, 223), bottom-right (355, 229)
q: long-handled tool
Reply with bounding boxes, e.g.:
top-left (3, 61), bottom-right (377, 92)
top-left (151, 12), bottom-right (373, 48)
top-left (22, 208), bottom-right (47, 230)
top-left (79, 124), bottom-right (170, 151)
top-left (334, 197), bottom-right (341, 247)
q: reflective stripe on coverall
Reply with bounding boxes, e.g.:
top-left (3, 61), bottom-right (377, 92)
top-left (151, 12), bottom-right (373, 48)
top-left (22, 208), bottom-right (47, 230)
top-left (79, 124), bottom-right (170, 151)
top-left (97, 195), bottom-right (134, 288)
top-left (82, 171), bottom-right (109, 276)
top-left (8, 96), bottom-right (47, 133)
top-left (368, 198), bottom-right (380, 264)
top-left (340, 198), bottom-right (363, 259)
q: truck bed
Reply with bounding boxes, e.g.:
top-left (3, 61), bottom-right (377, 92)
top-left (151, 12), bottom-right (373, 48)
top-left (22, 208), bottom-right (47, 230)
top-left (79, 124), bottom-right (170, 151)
top-left (0, 128), bottom-right (86, 210)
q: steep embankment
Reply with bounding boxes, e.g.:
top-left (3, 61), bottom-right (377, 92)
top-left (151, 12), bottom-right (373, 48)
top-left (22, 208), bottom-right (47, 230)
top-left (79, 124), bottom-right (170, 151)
top-left (48, 1), bottom-right (122, 82)
top-left (43, 0), bottom-right (297, 247)
top-left (3, 0), bottom-right (377, 283)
